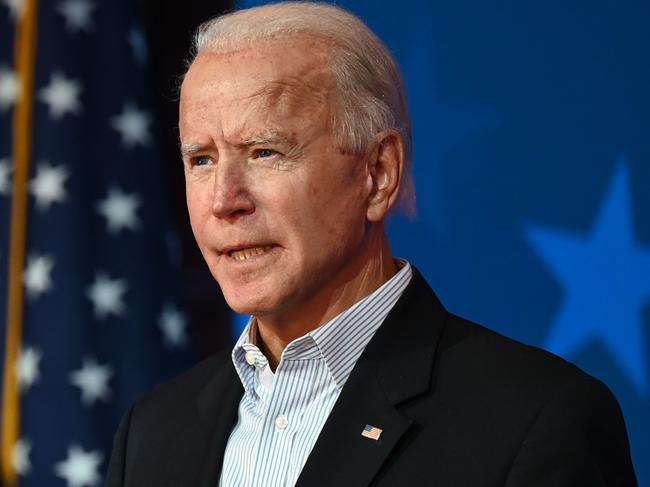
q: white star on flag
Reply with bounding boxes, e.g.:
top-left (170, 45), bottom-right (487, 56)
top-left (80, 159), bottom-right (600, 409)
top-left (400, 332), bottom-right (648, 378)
top-left (1, 0), bottom-right (24, 20)
top-left (16, 346), bottom-right (42, 391)
top-left (23, 253), bottom-right (55, 299)
top-left (0, 66), bottom-right (20, 110)
top-left (96, 186), bottom-right (141, 234)
top-left (56, 0), bottom-right (96, 33)
top-left (0, 158), bottom-right (12, 195)
top-left (29, 161), bottom-right (69, 210)
top-left (39, 72), bottom-right (83, 119)
top-left (110, 103), bottom-right (151, 148)
top-left (86, 272), bottom-right (128, 319)
top-left (54, 445), bottom-right (103, 487)
top-left (12, 438), bottom-right (32, 476)
top-left (159, 303), bottom-right (189, 348)
top-left (69, 357), bottom-right (113, 406)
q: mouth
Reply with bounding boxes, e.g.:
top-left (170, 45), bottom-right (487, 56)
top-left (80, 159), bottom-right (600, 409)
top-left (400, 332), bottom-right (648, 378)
top-left (223, 245), bottom-right (276, 261)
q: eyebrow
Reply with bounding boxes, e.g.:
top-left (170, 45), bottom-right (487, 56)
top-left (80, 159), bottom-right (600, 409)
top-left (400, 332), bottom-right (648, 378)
top-left (238, 131), bottom-right (298, 149)
top-left (179, 131), bottom-right (302, 158)
top-left (179, 142), bottom-right (208, 158)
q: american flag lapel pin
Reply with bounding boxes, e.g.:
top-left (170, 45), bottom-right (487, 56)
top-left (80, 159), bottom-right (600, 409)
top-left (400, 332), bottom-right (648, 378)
top-left (361, 424), bottom-right (383, 441)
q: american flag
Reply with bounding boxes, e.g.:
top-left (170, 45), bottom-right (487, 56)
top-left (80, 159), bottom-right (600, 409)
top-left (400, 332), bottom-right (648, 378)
top-left (0, 0), bottom-right (192, 485)
top-left (361, 424), bottom-right (383, 441)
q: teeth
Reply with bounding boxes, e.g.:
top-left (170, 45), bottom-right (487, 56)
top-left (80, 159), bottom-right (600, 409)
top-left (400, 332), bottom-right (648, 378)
top-left (230, 246), bottom-right (273, 261)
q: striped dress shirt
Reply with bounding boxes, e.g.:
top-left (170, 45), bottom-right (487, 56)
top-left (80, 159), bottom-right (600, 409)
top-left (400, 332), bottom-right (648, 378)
top-left (219, 262), bottom-right (412, 487)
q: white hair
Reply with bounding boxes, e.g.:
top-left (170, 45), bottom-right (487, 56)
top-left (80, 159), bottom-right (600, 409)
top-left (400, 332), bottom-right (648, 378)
top-left (189, 1), bottom-right (415, 213)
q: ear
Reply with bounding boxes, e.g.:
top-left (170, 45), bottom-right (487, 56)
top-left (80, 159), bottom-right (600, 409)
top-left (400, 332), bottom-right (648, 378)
top-left (365, 130), bottom-right (404, 222)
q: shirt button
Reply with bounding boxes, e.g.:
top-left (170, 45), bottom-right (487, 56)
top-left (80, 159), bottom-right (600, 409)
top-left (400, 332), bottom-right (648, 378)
top-left (275, 415), bottom-right (288, 430)
top-left (245, 352), bottom-right (256, 365)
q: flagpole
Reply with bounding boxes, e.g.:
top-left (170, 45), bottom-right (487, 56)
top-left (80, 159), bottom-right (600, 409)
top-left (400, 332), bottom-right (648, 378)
top-left (1, 0), bottom-right (39, 484)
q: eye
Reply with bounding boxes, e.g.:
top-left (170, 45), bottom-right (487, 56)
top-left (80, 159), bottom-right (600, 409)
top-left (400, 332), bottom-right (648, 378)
top-left (254, 148), bottom-right (275, 158)
top-left (193, 156), bottom-right (211, 167)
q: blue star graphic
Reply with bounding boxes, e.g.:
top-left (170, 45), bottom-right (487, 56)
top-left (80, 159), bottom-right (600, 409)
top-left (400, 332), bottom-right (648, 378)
top-left (526, 160), bottom-right (650, 393)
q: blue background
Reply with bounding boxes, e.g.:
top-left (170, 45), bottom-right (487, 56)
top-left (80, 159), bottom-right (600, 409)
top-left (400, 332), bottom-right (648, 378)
top-left (237, 0), bottom-right (650, 482)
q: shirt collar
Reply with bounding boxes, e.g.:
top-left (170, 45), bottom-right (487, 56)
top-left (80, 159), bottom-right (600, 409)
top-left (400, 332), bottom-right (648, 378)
top-left (231, 261), bottom-right (412, 391)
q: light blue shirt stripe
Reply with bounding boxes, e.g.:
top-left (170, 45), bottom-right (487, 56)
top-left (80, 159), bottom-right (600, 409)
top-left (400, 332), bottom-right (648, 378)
top-left (220, 261), bottom-right (412, 487)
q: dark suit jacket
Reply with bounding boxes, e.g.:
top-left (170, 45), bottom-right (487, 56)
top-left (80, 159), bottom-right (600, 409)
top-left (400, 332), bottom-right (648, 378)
top-left (106, 270), bottom-right (637, 486)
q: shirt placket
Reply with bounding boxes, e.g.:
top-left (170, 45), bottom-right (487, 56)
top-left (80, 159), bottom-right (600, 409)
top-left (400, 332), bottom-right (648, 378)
top-left (251, 359), bottom-right (300, 487)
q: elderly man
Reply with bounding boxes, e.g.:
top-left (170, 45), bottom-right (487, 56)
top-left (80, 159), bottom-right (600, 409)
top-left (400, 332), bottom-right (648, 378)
top-left (106, 2), bottom-right (637, 486)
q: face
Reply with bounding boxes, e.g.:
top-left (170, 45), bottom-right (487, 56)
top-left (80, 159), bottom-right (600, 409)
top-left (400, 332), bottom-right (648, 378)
top-left (179, 38), bottom-right (375, 321)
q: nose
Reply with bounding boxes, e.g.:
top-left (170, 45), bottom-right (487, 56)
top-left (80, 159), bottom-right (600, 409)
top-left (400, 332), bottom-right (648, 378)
top-left (211, 161), bottom-right (255, 222)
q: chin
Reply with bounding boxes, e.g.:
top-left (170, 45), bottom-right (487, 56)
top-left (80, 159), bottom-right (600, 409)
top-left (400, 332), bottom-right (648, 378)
top-left (221, 287), bottom-right (275, 317)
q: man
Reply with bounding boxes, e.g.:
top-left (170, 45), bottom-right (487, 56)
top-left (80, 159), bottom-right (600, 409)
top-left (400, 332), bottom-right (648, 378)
top-left (106, 2), bottom-right (637, 486)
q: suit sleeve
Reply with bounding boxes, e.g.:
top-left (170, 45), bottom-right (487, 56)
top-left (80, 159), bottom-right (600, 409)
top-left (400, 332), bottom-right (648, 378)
top-left (105, 406), bottom-right (134, 487)
top-left (503, 377), bottom-right (637, 487)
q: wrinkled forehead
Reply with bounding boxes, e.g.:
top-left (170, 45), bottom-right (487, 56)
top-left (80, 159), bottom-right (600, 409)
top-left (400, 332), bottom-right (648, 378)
top-left (181, 37), bottom-right (335, 114)
top-left (178, 38), bottom-right (340, 148)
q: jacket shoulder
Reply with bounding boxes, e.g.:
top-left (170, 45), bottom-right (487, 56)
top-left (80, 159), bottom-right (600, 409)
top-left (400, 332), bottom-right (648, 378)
top-left (438, 313), bottom-right (601, 394)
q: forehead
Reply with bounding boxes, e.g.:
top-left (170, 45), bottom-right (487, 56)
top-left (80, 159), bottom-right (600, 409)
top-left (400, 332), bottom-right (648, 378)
top-left (180, 38), bottom-right (334, 128)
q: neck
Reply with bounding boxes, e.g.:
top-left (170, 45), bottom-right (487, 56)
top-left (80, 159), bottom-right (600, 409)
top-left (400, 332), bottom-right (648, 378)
top-left (255, 228), bottom-right (397, 370)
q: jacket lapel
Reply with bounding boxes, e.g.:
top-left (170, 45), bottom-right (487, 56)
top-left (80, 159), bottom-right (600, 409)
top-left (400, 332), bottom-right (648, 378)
top-left (174, 355), bottom-right (243, 487)
top-left (296, 269), bottom-right (448, 487)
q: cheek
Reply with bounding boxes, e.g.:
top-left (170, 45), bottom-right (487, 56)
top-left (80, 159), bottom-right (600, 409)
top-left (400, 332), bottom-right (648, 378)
top-left (310, 169), bottom-right (367, 220)
top-left (291, 178), bottom-right (367, 248)
top-left (185, 194), bottom-right (202, 236)
top-left (186, 184), bottom-right (213, 245)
